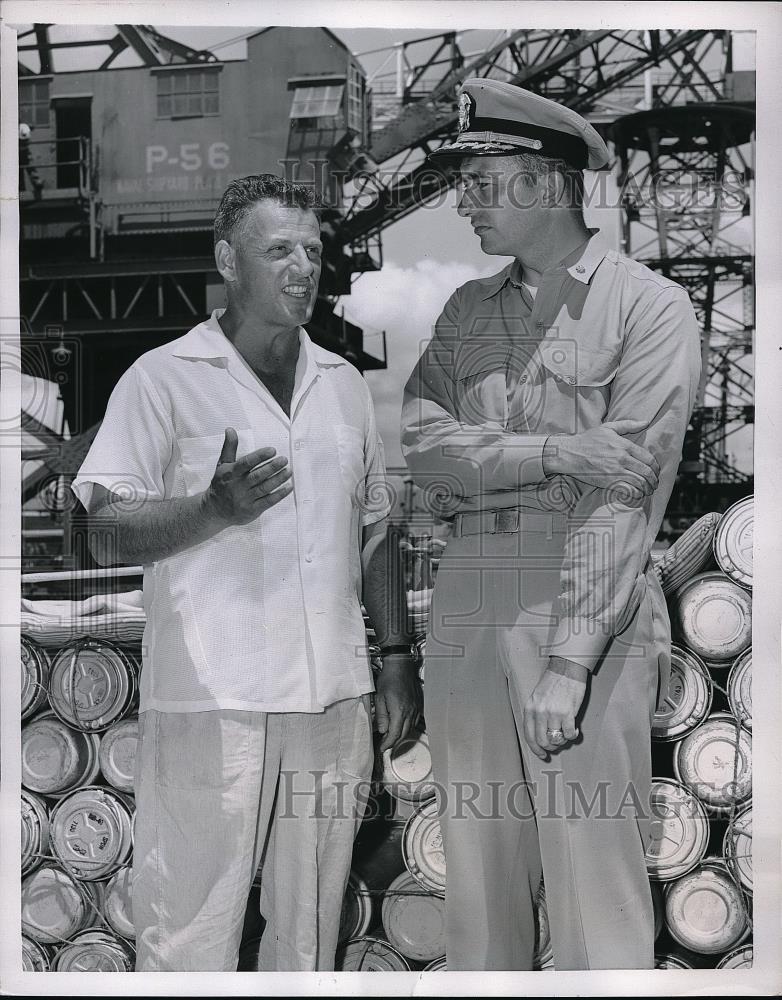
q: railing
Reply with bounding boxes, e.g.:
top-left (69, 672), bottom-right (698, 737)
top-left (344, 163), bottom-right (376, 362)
top-left (19, 134), bottom-right (96, 201)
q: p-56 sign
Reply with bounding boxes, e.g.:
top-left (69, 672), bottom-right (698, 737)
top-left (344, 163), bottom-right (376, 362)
top-left (146, 142), bottom-right (230, 173)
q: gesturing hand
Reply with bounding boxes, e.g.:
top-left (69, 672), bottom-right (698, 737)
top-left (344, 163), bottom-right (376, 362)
top-left (523, 657), bottom-right (588, 760)
top-left (206, 427), bottom-right (293, 527)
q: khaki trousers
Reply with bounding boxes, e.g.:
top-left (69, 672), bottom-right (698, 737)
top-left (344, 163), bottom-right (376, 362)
top-left (131, 696), bottom-right (373, 971)
top-left (424, 524), bottom-right (666, 970)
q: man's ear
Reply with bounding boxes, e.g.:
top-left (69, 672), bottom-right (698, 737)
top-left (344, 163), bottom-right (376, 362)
top-left (541, 169), bottom-right (567, 208)
top-left (215, 239), bottom-right (237, 283)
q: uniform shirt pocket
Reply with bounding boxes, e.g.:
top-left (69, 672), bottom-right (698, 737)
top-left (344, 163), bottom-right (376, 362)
top-left (454, 362), bottom-right (509, 426)
top-left (538, 341), bottom-right (620, 388)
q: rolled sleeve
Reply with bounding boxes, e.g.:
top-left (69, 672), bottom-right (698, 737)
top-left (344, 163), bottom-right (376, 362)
top-left (551, 288), bottom-right (701, 671)
top-left (401, 290), bottom-right (549, 513)
top-left (71, 365), bottom-right (173, 511)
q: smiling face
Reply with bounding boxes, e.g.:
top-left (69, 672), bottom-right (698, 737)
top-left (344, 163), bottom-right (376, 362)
top-left (220, 199), bottom-right (322, 332)
top-left (456, 155), bottom-right (547, 257)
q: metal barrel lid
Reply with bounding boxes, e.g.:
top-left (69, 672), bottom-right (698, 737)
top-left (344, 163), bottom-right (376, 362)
top-left (651, 880), bottom-right (664, 941)
top-left (338, 872), bottom-right (374, 946)
top-left (98, 716), bottom-right (139, 793)
top-left (534, 884), bottom-right (554, 970)
top-left (21, 712), bottom-right (101, 796)
top-left (645, 778), bottom-right (710, 881)
top-left (50, 785), bottom-right (134, 881)
top-left (716, 944), bottom-right (753, 969)
top-left (21, 935), bottom-right (54, 971)
top-left (21, 790), bottom-right (50, 876)
top-left (654, 951), bottom-right (696, 969)
top-left (713, 495), bottom-right (753, 589)
top-left (673, 712), bottom-right (752, 813)
top-left (21, 637), bottom-right (51, 721)
top-left (671, 571), bottom-right (752, 664)
top-left (723, 803), bottom-right (753, 894)
top-left (727, 649), bottom-right (752, 732)
top-left (381, 730), bottom-right (437, 803)
top-left (21, 864), bottom-right (101, 943)
top-left (49, 639), bottom-right (139, 733)
top-left (653, 644), bottom-right (713, 742)
top-left (415, 637), bottom-right (426, 683)
top-left (103, 866), bottom-right (135, 940)
top-left (402, 799), bottom-right (446, 897)
top-left (335, 935), bottom-right (411, 972)
top-left (664, 861), bottom-right (749, 954)
top-left (52, 929), bottom-right (136, 972)
top-left (381, 870), bottom-right (446, 963)
top-left (422, 956), bottom-right (447, 971)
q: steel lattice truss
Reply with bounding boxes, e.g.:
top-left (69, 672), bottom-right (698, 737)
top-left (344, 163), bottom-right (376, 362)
top-left (613, 103), bottom-right (754, 484)
top-left (337, 29), bottom-right (728, 246)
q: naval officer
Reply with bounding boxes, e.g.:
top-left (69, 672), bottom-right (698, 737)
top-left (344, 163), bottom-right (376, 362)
top-left (402, 78), bottom-right (701, 970)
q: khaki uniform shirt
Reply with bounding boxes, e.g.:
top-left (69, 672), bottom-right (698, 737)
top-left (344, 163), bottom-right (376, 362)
top-left (401, 233), bottom-right (701, 670)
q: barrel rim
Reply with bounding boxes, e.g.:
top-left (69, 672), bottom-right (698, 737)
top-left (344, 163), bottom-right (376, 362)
top-left (49, 638), bottom-right (139, 732)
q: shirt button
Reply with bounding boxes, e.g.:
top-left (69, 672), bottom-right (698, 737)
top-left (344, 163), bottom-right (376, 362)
top-left (567, 375), bottom-right (576, 385)
top-left (305, 555), bottom-right (313, 563)
top-left (294, 440), bottom-right (303, 450)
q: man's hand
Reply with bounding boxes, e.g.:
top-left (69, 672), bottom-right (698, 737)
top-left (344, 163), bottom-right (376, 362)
top-left (543, 419), bottom-right (660, 495)
top-left (374, 654), bottom-right (423, 753)
top-left (523, 657), bottom-right (588, 760)
top-left (206, 427), bottom-right (293, 527)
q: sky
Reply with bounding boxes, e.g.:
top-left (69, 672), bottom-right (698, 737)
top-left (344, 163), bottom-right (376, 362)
top-left (12, 21), bottom-right (756, 473)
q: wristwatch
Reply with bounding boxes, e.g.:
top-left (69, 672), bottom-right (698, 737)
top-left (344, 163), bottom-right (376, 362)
top-left (377, 643), bottom-right (417, 662)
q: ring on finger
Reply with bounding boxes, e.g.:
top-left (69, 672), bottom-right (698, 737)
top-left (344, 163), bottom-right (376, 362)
top-left (546, 728), bottom-right (566, 745)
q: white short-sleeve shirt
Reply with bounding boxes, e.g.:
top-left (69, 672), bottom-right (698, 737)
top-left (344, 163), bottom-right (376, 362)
top-left (72, 310), bottom-right (390, 714)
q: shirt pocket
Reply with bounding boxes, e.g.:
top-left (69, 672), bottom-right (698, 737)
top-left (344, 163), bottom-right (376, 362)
top-left (177, 430), bottom-right (253, 496)
top-left (453, 357), bottom-right (509, 427)
top-left (537, 341), bottom-right (620, 388)
top-left (335, 423), bottom-right (366, 502)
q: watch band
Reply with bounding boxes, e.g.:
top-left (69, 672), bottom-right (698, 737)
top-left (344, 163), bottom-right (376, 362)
top-left (378, 643), bottom-right (415, 659)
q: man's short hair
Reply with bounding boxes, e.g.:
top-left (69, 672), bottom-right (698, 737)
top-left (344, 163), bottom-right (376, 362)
top-left (213, 174), bottom-right (322, 247)
top-left (512, 152), bottom-right (585, 211)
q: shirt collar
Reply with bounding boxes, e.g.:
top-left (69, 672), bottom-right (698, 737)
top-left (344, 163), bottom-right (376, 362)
top-left (171, 309), bottom-right (348, 370)
top-left (480, 228), bottom-right (608, 299)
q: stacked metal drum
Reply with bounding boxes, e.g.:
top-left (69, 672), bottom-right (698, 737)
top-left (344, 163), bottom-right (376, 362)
top-left (647, 497), bottom-right (754, 968)
top-left (20, 498), bottom-right (753, 971)
top-left (20, 635), bottom-right (140, 971)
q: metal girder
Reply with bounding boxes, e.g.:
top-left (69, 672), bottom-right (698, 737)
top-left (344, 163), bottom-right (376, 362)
top-left (18, 24), bottom-right (217, 74)
top-left (33, 24), bottom-right (52, 75)
top-left (21, 423), bottom-right (101, 506)
top-left (115, 25), bottom-right (217, 66)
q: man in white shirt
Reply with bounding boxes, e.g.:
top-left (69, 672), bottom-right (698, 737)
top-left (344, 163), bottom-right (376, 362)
top-left (72, 174), bottom-right (421, 971)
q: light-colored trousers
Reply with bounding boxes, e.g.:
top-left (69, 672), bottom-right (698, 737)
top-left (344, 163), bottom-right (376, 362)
top-left (424, 525), bottom-right (666, 970)
top-left (131, 696), bottom-right (373, 971)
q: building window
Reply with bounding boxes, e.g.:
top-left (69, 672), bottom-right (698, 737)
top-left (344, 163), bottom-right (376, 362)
top-left (289, 84), bottom-right (344, 120)
top-left (156, 68), bottom-right (219, 118)
top-left (347, 63), bottom-right (364, 134)
top-left (19, 79), bottom-right (50, 128)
